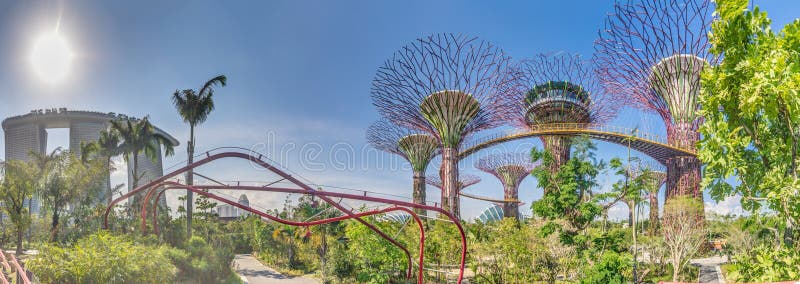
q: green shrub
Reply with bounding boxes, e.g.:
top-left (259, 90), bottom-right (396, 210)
top-left (579, 251), bottom-right (631, 284)
top-left (27, 231), bottom-right (176, 284)
top-left (168, 236), bottom-right (237, 283)
top-left (726, 244), bottom-right (800, 282)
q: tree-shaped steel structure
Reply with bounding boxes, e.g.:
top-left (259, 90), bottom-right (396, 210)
top-left (595, 0), bottom-right (715, 201)
top-left (425, 173), bottom-right (481, 218)
top-left (371, 33), bottom-right (516, 217)
top-left (622, 160), bottom-right (667, 228)
top-left (505, 53), bottom-right (619, 174)
top-left (367, 119), bottom-right (440, 215)
top-left (475, 153), bottom-right (537, 219)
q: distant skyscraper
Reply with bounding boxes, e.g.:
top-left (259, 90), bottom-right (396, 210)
top-left (216, 194), bottom-right (251, 220)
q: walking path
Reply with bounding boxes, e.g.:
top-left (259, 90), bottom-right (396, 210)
top-left (691, 255), bottom-right (727, 283)
top-left (232, 254), bottom-right (319, 284)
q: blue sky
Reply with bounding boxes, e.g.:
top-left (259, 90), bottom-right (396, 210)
top-left (0, 0), bottom-right (797, 220)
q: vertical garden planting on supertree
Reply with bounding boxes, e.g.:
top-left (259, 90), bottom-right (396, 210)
top-left (475, 153), bottom-right (537, 219)
top-left (371, 33), bottom-right (516, 217)
top-left (595, 0), bottom-right (715, 201)
top-left (367, 119), bottom-right (440, 216)
top-left (506, 53), bottom-right (618, 178)
top-left (425, 173), bottom-right (481, 217)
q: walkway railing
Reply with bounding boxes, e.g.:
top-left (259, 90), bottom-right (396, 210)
top-left (460, 123), bottom-right (695, 158)
top-left (0, 251), bottom-right (31, 284)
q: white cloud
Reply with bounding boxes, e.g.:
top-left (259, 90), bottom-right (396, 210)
top-left (705, 195), bottom-right (746, 216)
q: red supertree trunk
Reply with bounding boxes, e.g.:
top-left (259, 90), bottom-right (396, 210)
top-left (665, 123), bottom-right (701, 199)
top-left (665, 123), bottom-right (703, 218)
top-left (440, 148), bottom-right (460, 219)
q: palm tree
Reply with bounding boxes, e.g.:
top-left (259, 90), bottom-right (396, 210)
top-left (81, 129), bottom-right (121, 205)
top-left (29, 148), bottom-right (68, 241)
top-left (110, 117), bottom-right (175, 215)
top-left (172, 75), bottom-right (227, 238)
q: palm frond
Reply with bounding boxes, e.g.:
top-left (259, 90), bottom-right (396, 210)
top-left (198, 75), bottom-right (227, 97)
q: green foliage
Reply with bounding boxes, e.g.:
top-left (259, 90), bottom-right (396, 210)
top-left (579, 251), bottom-right (632, 284)
top-left (0, 159), bottom-right (38, 254)
top-left (470, 218), bottom-right (536, 283)
top-left (27, 231), bottom-right (176, 284)
top-left (168, 236), bottom-right (237, 282)
top-left (530, 137), bottom-right (608, 237)
top-left (31, 149), bottom-right (107, 242)
top-left (726, 244), bottom-right (800, 282)
top-left (344, 219), bottom-right (407, 283)
top-left (700, 0), bottom-right (800, 245)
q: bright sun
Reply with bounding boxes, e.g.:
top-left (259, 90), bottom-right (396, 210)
top-left (30, 31), bottom-right (74, 84)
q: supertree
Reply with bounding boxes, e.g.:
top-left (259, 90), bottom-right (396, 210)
top-left (425, 173), bottom-right (481, 218)
top-left (595, 0), bottom-right (715, 201)
top-left (367, 119), bottom-right (441, 215)
top-left (505, 53), bottom-right (619, 177)
top-left (646, 171), bottom-right (667, 235)
top-left (371, 33), bottom-right (517, 217)
top-left (622, 161), bottom-right (667, 229)
top-left (475, 153), bottom-right (538, 219)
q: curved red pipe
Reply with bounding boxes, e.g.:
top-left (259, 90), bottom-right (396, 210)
top-left (8, 254), bottom-right (30, 284)
top-left (104, 151), bottom-right (413, 277)
top-left (161, 183), bottom-right (466, 283)
top-left (145, 184), bottom-right (426, 283)
top-left (105, 151), bottom-right (466, 283)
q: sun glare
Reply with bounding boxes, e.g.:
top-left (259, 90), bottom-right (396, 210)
top-left (30, 31), bottom-right (74, 84)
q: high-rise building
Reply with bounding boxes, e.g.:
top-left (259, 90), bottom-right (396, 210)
top-left (2, 108), bottom-right (179, 212)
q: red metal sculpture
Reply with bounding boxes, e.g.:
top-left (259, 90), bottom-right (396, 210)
top-left (104, 148), bottom-right (468, 284)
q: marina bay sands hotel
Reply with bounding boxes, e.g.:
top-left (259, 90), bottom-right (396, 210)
top-left (1, 108), bottom-right (178, 213)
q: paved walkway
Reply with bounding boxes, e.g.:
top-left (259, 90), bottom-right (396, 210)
top-left (691, 256), bottom-right (727, 283)
top-left (232, 254), bottom-right (319, 284)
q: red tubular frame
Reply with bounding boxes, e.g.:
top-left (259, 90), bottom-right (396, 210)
top-left (143, 183), bottom-right (426, 283)
top-left (104, 150), bottom-right (467, 283)
top-left (8, 254), bottom-right (30, 284)
top-left (0, 252), bottom-right (9, 284)
top-left (104, 150), bottom-right (413, 277)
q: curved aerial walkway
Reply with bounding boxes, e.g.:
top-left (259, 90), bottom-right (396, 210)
top-left (459, 191), bottom-right (523, 204)
top-left (459, 123), bottom-right (696, 164)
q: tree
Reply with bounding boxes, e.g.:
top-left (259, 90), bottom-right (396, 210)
top-left (30, 148), bottom-right (68, 241)
top-left (662, 196), bottom-right (705, 282)
top-left (699, 0), bottom-right (800, 247)
top-left (531, 137), bottom-right (617, 235)
top-left (80, 128), bottom-right (121, 205)
top-left (0, 160), bottom-right (38, 254)
top-left (110, 117), bottom-right (175, 215)
top-left (172, 74), bottom-right (227, 239)
top-left (31, 150), bottom-right (105, 241)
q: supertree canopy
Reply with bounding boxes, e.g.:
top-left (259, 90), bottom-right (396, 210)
top-left (475, 153), bottom-right (537, 219)
top-left (371, 33), bottom-right (517, 217)
top-left (367, 119), bottom-right (440, 215)
top-left (595, 0), bottom-right (715, 200)
top-left (425, 173), bottom-right (481, 218)
top-left (508, 53), bottom-right (618, 175)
